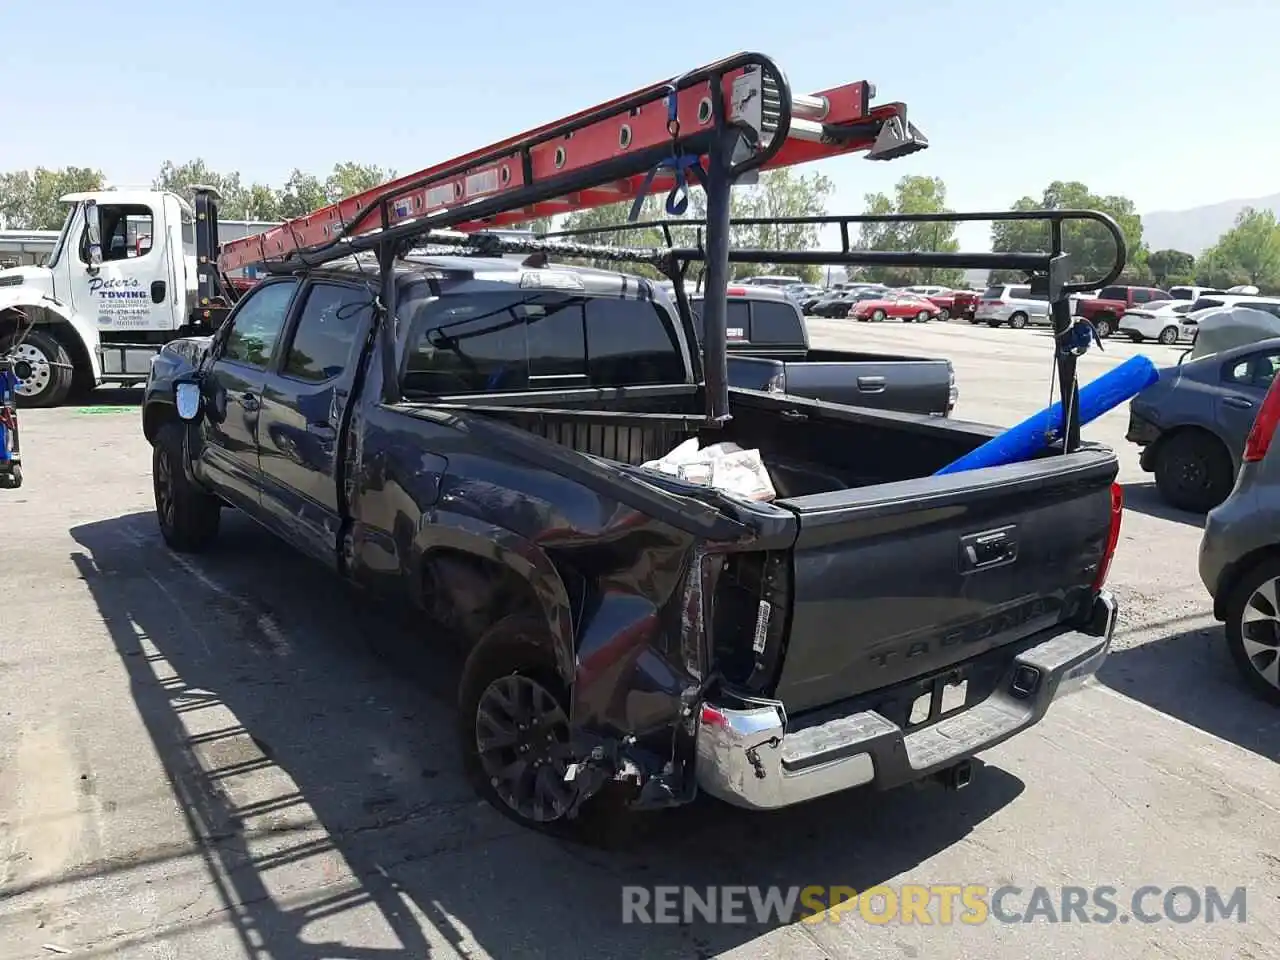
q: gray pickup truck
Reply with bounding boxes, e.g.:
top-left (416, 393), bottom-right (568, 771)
top-left (690, 285), bottom-right (957, 416)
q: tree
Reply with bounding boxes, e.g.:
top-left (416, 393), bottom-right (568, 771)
top-left (0, 166), bottom-right (105, 229)
top-left (276, 169), bottom-right (328, 219)
top-left (1147, 248), bottom-right (1196, 286)
top-left (988, 181), bottom-right (1146, 285)
top-left (324, 161), bottom-right (395, 203)
top-left (153, 159), bottom-right (281, 221)
top-left (855, 175), bottom-right (964, 288)
top-left (1197, 207), bottom-right (1280, 291)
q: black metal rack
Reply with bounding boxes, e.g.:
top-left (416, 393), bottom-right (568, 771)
top-left (407, 209), bottom-right (1127, 452)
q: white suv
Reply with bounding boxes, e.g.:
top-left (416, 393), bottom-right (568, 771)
top-left (975, 283), bottom-right (1049, 328)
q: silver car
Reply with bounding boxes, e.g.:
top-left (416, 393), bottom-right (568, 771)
top-left (974, 283), bottom-right (1050, 328)
top-left (1198, 352), bottom-right (1280, 704)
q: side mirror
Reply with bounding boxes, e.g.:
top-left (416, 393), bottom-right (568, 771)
top-left (176, 380), bottom-right (202, 421)
top-left (84, 200), bottom-right (103, 269)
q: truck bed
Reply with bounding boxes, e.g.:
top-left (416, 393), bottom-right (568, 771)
top-left (408, 388), bottom-right (1118, 718)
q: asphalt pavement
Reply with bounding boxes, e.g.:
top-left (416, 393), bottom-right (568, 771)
top-left (0, 319), bottom-right (1276, 959)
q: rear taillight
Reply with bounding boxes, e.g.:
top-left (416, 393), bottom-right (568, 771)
top-left (1243, 375), bottom-right (1280, 463)
top-left (1092, 482), bottom-right (1124, 591)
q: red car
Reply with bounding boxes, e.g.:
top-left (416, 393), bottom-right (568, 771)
top-left (849, 293), bottom-right (942, 322)
top-left (928, 289), bottom-right (979, 321)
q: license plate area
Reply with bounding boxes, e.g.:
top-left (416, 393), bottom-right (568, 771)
top-left (906, 670), bottom-right (971, 729)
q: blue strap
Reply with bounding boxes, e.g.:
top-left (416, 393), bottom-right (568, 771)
top-left (627, 85), bottom-right (709, 222)
top-left (1059, 317), bottom-right (1103, 357)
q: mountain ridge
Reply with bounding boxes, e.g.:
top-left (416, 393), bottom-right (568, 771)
top-left (1141, 192), bottom-right (1280, 255)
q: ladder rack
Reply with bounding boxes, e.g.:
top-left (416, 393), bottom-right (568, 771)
top-left (215, 52), bottom-right (927, 275)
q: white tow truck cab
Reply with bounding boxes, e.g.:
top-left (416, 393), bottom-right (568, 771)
top-left (0, 189), bottom-right (272, 406)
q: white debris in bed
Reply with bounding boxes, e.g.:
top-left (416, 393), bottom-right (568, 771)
top-left (641, 438), bottom-right (777, 502)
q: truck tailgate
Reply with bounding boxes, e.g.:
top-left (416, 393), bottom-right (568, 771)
top-left (768, 447), bottom-right (1119, 714)
top-left (778, 358), bottom-right (952, 414)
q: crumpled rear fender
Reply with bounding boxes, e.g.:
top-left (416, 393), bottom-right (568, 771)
top-left (0, 289), bottom-right (102, 382)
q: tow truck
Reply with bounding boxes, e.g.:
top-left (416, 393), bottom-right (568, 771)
top-left (140, 52), bottom-right (1128, 832)
top-left (0, 207), bottom-right (277, 407)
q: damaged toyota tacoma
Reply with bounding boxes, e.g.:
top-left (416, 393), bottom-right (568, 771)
top-left (143, 245), bottom-right (1123, 833)
top-left (140, 53), bottom-right (1126, 833)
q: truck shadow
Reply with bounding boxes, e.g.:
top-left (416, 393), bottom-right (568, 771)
top-left (1121, 481), bottom-right (1206, 528)
top-left (63, 510), bottom-right (1025, 958)
top-left (1096, 623), bottom-right (1278, 762)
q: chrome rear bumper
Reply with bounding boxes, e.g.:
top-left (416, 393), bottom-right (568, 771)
top-left (694, 591), bottom-right (1117, 811)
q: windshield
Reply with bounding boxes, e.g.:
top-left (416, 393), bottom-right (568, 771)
top-left (44, 203), bottom-right (77, 269)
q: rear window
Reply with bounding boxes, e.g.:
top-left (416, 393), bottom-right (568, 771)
top-left (1169, 287), bottom-right (1195, 300)
top-left (689, 298), bottom-right (751, 343)
top-left (1190, 297), bottom-right (1226, 312)
top-left (400, 290), bottom-right (684, 394)
top-left (749, 301), bottom-right (801, 344)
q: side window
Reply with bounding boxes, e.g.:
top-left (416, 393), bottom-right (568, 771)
top-left (81, 204), bottom-right (155, 262)
top-left (1098, 286), bottom-right (1126, 301)
top-left (222, 280), bottom-right (300, 368)
top-left (584, 298), bottom-right (684, 386)
top-left (402, 292), bottom-right (529, 394)
top-left (1009, 285), bottom-right (1032, 300)
top-left (1132, 289), bottom-right (1153, 304)
top-left (750, 301), bottom-right (801, 345)
top-left (280, 283), bottom-right (370, 383)
top-left (1225, 352), bottom-right (1280, 388)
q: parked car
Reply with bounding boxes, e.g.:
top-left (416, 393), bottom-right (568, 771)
top-left (1198, 361), bottom-right (1280, 705)
top-left (143, 252), bottom-right (1124, 832)
top-left (1168, 285), bottom-right (1226, 302)
top-left (974, 283), bottom-right (1049, 328)
top-left (926, 289), bottom-right (979, 322)
top-left (1118, 299), bottom-right (1199, 344)
top-left (688, 285), bottom-right (957, 415)
top-left (902, 285), bottom-right (952, 299)
top-left (1126, 336), bottom-right (1280, 512)
top-left (849, 291), bottom-right (942, 323)
top-left (807, 289), bottom-right (881, 317)
top-left (1074, 285), bottom-right (1169, 338)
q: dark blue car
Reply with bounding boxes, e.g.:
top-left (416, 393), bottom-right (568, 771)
top-left (1126, 336), bottom-right (1280, 512)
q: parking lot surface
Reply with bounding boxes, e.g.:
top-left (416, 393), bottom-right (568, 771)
top-left (1, 319), bottom-right (1277, 959)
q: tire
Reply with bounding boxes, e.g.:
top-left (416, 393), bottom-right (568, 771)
top-left (0, 465), bottom-right (20, 489)
top-left (872, 309), bottom-right (886, 322)
top-left (938, 308), bottom-right (951, 321)
top-left (1093, 315), bottom-right (1116, 338)
top-left (1222, 556), bottom-right (1280, 706)
top-left (916, 310), bottom-right (930, 323)
top-left (1008, 312), bottom-right (1028, 330)
top-left (1158, 325), bottom-right (1179, 345)
top-left (458, 615), bottom-right (631, 841)
top-left (1153, 430), bottom-right (1235, 513)
top-left (12, 329), bottom-right (73, 408)
top-left (153, 421), bottom-right (221, 552)
top-left (969, 316), bottom-right (981, 324)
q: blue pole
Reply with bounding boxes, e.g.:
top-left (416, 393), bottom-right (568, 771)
top-left (935, 354), bottom-right (1159, 475)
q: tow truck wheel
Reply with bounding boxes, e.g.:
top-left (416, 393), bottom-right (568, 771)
top-left (458, 615), bottom-right (632, 843)
top-left (153, 422), bottom-right (221, 552)
top-left (1223, 556), bottom-right (1280, 706)
top-left (12, 329), bottom-right (73, 408)
top-left (1158, 325), bottom-right (1180, 345)
top-left (1008, 312), bottom-right (1028, 329)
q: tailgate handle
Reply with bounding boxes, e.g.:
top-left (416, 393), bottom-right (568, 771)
top-left (857, 375), bottom-right (887, 392)
top-left (960, 526), bottom-right (1018, 573)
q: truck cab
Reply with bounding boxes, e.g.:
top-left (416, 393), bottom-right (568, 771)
top-left (0, 189), bottom-right (202, 406)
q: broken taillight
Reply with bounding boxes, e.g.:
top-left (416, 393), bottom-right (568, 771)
top-left (1092, 481), bottom-right (1124, 591)
top-left (1243, 374), bottom-right (1280, 463)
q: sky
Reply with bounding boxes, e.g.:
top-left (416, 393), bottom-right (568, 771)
top-left (6, 0), bottom-right (1280, 254)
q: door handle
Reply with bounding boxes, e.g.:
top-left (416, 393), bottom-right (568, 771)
top-left (1223, 395), bottom-right (1254, 409)
top-left (240, 392), bottom-right (260, 412)
top-left (857, 375), bottom-right (887, 392)
top-left (306, 423), bottom-right (337, 441)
